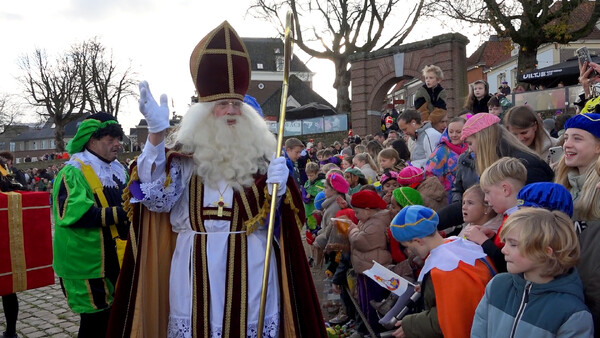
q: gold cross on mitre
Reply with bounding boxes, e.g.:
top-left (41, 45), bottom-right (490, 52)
top-left (213, 196), bottom-right (229, 217)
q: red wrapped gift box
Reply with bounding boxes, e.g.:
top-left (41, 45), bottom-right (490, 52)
top-left (0, 191), bottom-right (54, 296)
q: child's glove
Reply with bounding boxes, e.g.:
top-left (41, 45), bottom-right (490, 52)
top-left (138, 81), bottom-right (170, 133)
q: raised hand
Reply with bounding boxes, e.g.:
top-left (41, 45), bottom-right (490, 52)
top-left (138, 81), bottom-right (170, 133)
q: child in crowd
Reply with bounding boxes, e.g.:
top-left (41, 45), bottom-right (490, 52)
top-left (471, 208), bottom-right (593, 337)
top-left (459, 184), bottom-right (500, 238)
top-left (424, 117), bottom-right (467, 198)
top-left (354, 144), bottom-right (366, 154)
top-left (306, 191), bottom-right (326, 263)
top-left (503, 105), bottom-right (557, 162)
top-left (313, 172), bottom-right (349, 268)
top-left (397, 165), bottom-right (447, 211)
top-left (330, 209), bottom-right (359, 325)
top-left (303, 162), bottom-right (325, 231)
top-left (353, 153), bottom-right (379, 184)
top-left (390, 205), bottom-right (495, 338)
top-left (463, 157), bottom-right (526, 273)
top-left (343, 167), bottom-right (367, 195)
top-left (320, 149), bottom-right (342, 167)
top-left (388, 187), bottom-right (423, 265)
top-left (316, 149), bottom-right (325, 162)
top-left (320, 162), bottom-right (340, 176)
top-left (414, 65), bottom-right (447, 122)
top-left (347, 190), bottom-right (393, 333)
top-left (464, 80), bottom-right (492, 114)
top-left (487, 96), bottom-right (503, 117)
top-left (284, 137), bottom-right (305, 186)
top-left (341, 155), bottom-right (353, 170)
top-left (378, 148), bottom-right (407, 173)
top-left (379, 169), bottom-right (399, 206)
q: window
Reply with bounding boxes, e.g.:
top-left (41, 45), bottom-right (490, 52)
top-left (9, 142), bottom-right (15, 152)
top-left (257, 63), bottom-right (264, 69)
top-left (276, 56), bottom-right (284, 72)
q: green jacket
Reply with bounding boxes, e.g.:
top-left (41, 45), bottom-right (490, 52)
top-left (52, 164), bottom-right (128, 279)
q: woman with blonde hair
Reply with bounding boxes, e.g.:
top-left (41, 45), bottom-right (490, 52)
top-left (553, 114), bottom-right (600, 330)
top-left (460, 113), bottom-right (554, 183)
top-left (503, 105), bottom-right (557, 162)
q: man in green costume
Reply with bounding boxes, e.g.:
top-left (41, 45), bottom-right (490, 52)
top-left (52, 112), bottom-right (129, 338)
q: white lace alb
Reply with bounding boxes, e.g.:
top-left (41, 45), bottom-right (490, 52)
top-left (167, 312), bottom-right (279, 338)
top-left (137, 157), bottom-right (184, 213)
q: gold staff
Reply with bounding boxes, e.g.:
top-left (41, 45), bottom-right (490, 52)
top-left (257, 11), bottom-right (294, 337)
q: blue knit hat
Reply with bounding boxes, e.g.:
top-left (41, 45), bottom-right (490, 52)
top-left (564, 113), bottom-right (600, 139)
top-left (314, 191), bottom-right (326, 210)
top-left (517, 182), bottom-right (573, 217)
top-left (390, 205), bottom-right (438, 242)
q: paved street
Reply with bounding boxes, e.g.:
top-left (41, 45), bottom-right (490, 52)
top-left (1, 277), bottom-right (78, 337)
top-left (0, 228), bottom-right (332, 337)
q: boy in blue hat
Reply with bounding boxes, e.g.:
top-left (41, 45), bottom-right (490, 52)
top-left (389, 205), bottom-right (495, 338)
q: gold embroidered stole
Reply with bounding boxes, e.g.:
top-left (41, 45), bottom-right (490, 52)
top-left (188, 174), bottom-right (267, 337)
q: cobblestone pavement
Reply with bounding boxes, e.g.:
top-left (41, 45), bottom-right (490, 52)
top-left (1, 228), bottom-right (332, 337)
top-left (1, 277), bottom-right (78, 338)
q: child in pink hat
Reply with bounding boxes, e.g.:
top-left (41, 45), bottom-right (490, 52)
top-left (397, 166), bottom-right (447, 211)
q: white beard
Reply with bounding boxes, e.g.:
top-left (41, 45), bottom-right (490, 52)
top-left (172, 101), bottom-right (277, 191)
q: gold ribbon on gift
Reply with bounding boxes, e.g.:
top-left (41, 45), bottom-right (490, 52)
top-left (2, 192), bottom-right (27, 292)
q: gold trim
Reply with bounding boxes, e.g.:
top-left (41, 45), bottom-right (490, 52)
top-left (240, 189), bottom-right (253, 220)
top-left (128, 220), bottom-right (137, 262)
top-left (283, 189), bottom-right (303, 230)
top-left (240, 225), bottom-right (247, 336)
top-left (203, 49), bottom-right (249, 57)
top-left (225, 26), bottom-right (234, 94)
top-left (56, 175), bottom-right (70, 221)
top-left (5, 192), bottom-right (27, 292)
top-left (112, 207), bottom-right (118, 224)
top-left (103, 278), bottom-right (110, 306)
top-left (251, 185), bottom-right (260, 205)
top-left (101, 208), bottom-right (107, 227)
top-left (99, 227), bottom-right (105, 278)
top-left (201, 235), bottom-right (209, 337)
top-left (196, 93), bottom-right (245, 103)
top-left (202, 209), bottom-right (232, 217)
top-left (85, 280), bottom-right (98, 310)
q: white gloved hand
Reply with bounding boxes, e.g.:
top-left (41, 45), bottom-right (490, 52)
top-left (139, 81), bottom-right (170, 133)
top-left (266, 154), bottom-right (289, 197)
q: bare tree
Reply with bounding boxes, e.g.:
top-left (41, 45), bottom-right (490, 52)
top-left (18, 49), bottom-right (86, 152)
top-left (433, 0), bottom-right (600, 83)
top-left (0, 93), bottom-right (22, 132)
top-left (72, 38), bottom-right (137, 118)
top-left (18, 39), bottom-right (137, 152)
top-left (250, 0), bottom-right (427, 114)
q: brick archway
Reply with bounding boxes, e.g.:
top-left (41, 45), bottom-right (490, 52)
top-left (349, 33), bottom-right (469, 136)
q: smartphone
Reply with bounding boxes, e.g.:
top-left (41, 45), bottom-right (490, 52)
top-left (576, 47), bottom-right (599, 78)
top-left (549, 146), bottom-right (564, 163)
